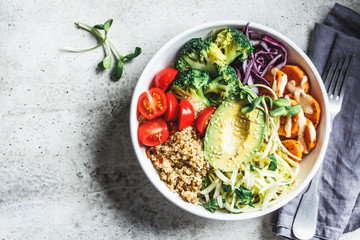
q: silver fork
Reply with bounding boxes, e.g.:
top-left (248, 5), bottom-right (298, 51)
top-left (292, 51), bottom-right (355, 240)
top-left (323, 52), bottom-right (355, 123)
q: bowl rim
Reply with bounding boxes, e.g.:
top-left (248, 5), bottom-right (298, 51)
top-left (129, 20), bottom-right (330, 220)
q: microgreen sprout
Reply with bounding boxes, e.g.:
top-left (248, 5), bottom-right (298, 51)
top-left (239, 82), bottom-right (301, 118)
top-left (66, 19), bottom-right (141, 80)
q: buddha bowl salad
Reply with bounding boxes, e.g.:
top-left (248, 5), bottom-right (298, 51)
top-left (136, 23), bottom-right (321, 213)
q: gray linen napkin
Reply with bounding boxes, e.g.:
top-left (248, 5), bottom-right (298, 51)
top-left (271, 4), bottom-right (360, 240)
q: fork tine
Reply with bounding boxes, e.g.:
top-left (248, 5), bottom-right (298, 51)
top-left (326, 53), bottom-right (346, 94)
top-left (335, 54), bottom-right (355, 97)
top-left (330, 53), bottom-right (347, 96)
top-left (322, 51), bottom-right (340, 85)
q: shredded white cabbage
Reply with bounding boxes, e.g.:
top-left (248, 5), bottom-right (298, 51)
top-left (199, 86), bottom-right (301, 214)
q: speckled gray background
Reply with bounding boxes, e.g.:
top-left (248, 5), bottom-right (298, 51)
top-left (1, 0), bottom-right (360, 239)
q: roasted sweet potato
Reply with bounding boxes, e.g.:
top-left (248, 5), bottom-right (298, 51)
top-left (281, 65), bottom-right (310, 95)
top-left (284, 93), bottom-right (320, 129)
top-left (259, 68), bottom-right (288, 98)
top-left (303, 94), bottom-right (321, 128)
top-left (282, 139), bottom-right (303, 160)
top-left (278, 99), bottom-right (299, 138)
top-left (303, 118), bottom-right (317, 153)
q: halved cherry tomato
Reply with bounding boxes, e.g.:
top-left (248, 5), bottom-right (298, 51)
top-left (178, 99), bottom-right (195, 131)
top-left (138, 118), bottom-right (169, 146)
top-left (163, 92), bottom-right (179, 122)
top-left (195, 107), bottom-right (216, 135)
top-left (137, 88), bottom-right (167, 120)
top-left (153, 68), bottom-right (178, 91)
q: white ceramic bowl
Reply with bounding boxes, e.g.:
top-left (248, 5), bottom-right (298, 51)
top-left (130, 20), bottom-right (330, 220)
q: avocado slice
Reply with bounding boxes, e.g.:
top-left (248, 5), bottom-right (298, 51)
top-left (204, 97), bottom-right (265, 172)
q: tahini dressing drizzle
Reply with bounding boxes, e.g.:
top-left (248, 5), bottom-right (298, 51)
top-left (271, 68), bottom-right (288, 98)
top-left (285, 75), bottom-right (314, 153)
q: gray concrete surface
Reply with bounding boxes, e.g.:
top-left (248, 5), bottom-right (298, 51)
top-left (1, 0), bottom-right (360, 239)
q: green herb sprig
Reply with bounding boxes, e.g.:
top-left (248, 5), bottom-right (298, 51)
top-left (201, 176), bottom-right (211, 190)
top-left (200, 199), bottom-right (219, 213)
top-left (67, 19), bottom-right (141, 80)
top-left (222, 185), bottom-right (232, 193)
top-left (240, 93), bottom-right (301, 118)
top-left (268, 153), bottom-right (277, 171)
top-left (234, 185), bottom-right (254, 207)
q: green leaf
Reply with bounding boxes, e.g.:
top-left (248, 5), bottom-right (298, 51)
top-left (268, 153), bottom-right (277, 171)
top-left (250, 164), bottom-right (259, 172)
top-left (239, 86), bottom-right (257, 102)
top-left (241, 104), bottom-right (254, 114)
top-left (240, 90), bottom-right (247, 99)
top-left (246, 91), bottom-right (256, 103)
top-left (102, 55), bottom-right (112, 69)
top-left (93, 24), bottom-right (104, 30)
top-left (201, 177), bottom-right (211, 190)
top-left (222, 185), bottom-right (232, 193)
top-left (115, 60), bottom-right (124, 79)
top-left (241, 170), bottom-right (245, 176)
top-left (124, 47), bottom-right (142, 60)
top-left (199, 199), bottom-right (218, 213)
top-left (270, 107), bottom-right (287, 117)
top-left (234, 186), bottom-right (254, 207)
top-left (97, 60), bottom-right (104, 67)
top-left (103, 19), bottom-right (113, 31)
top-left (251, 96), bottom-right (264, 108)
top-left (286, 104), bottom-right (301, 116)
top-left (274, 98), bottom-right (291, 107)
top-left (246, 88), bottom-right (258, 100)
top-left (70, 19), bottom-right (142, 81)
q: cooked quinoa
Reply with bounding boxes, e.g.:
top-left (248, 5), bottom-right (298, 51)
top-left (148, 126), bottom-right (209, 204)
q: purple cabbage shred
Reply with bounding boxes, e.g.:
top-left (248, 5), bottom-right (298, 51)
top-left (233, 22), bottom-right (288, 92)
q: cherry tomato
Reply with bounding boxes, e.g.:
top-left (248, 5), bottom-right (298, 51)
top-left (195, 107), bottom-right (216, 135)
top-left (138, 118), bottom-right (169, 146)
top-left (163, 92), bottom-right (179, 122)
top-left (178, 99), bottom-right (195, 131)
top-left (153, 68), bottom-right (178, 91)
top-left (137, 88), bottom-right (167, 120)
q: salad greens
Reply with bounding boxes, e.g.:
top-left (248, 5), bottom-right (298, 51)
top-left (67, 19), bottom-right (141, 80)
top-left (268, 153), bottom-right (278, 171)
top-left (234, 185), bottom-right (254, 207)
top-left (191, 24), bottom-right (304, 214)
top-left (199, 199), bottom-right (219, 213)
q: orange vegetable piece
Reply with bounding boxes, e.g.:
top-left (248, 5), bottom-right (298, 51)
top-left (303, 118), bottom-right (317, 153)
top-left (304, 94), bottom-right (321, 129)
top-left (284, 93), bottom-right (320, 129)
top-left (259, 68), bottom-right (287, 98)
top-left (281, 65), bottom-right (310, 95)
top-left (278, 99), bottom-right (299, 138)
top-left (282, 139), bottom-right (303, 160)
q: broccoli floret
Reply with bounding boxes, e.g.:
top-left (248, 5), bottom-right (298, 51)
top-left (169, 69), bottom-right (212, 107)
top-left (174, 38), bottom-right (226, 77)
top-left (204, 65), bottom-right (240, 106)
top-left (214, 28), bottom-right (253, 64)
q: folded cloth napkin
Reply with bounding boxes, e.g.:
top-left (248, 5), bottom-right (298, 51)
top-left (271, 3), bottom-right (360, 240)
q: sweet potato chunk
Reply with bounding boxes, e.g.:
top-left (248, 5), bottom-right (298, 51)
top-left (282, 139), bottom-right (303, 160)
top-left (281, 65), bottom-right (310, 95)
top-left (303, 118), bottom-right (317, 153)
top-left (260, 68), bottom-right (288, 97)
top-left (304, 94), bottom-right (321, 128)
top-left (278, 99), bottom-right (299, 138)
top-left (284, 93), bottom-right (320, 129)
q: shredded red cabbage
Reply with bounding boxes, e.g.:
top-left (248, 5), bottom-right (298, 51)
top-left (233, 22), bottom-right (288, 92)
